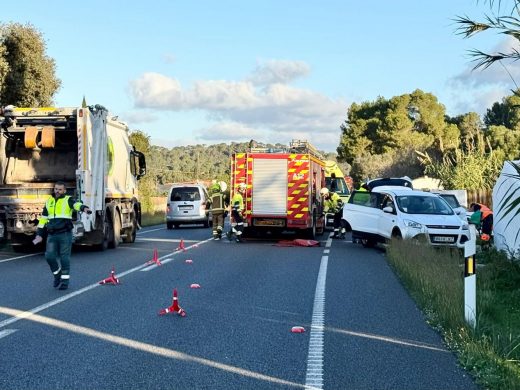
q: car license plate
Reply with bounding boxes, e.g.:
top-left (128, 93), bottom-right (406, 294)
top-left (179, 205), bottom-right (193, 210)
top-left (433, 236), bottom-right (455, 243)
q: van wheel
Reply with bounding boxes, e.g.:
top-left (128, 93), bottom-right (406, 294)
top-left (166, 222), bottom-right (174, 230)
top-left (203, 217), bottom-right (209, 228)
top-left (361, 238), bottom-right (376, 248)
top-left (174, 223), bottom-right (180, 229)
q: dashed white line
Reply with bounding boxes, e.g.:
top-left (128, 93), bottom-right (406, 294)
top-left (0, 329), bottom-right (18, 339)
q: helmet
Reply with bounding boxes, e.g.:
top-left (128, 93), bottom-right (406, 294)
top-left (238, 183), bottom-right (247, 191)
top-left (320, 187), bottom-right (329, 196)
top-left (209, 182), bottom-right (220, 194)
top-left (219, 181), bottom-right (227, 192)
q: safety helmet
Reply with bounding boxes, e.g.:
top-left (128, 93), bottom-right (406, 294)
top-left (238, 183), bottom-right (247, 191)
top-left (320, 187), bottom-right (329, 196)
top-left (219, 181), bottom-right (227, 192)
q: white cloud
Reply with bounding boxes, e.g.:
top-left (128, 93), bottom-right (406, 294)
top-left (129, 61), bottom-right (348, 151)
top-left (247, 59), bottom-right (311, 86)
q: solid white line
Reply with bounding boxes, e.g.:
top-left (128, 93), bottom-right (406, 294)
top-left (323, 249), bottom-right (329, 254)
top-left (304, 254), bottom-right (328, 390)
top-left (136, 227), bottom-right (165, 235)
top-left (0, 329), bottom-right (18, 339)
top-left (0, 252), bottom-right (43, 264)
top-left (0, 238), bottom-right (213, 329)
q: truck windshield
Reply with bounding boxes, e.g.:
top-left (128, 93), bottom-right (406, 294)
top-left (326, 177), bottom-right (350, 196)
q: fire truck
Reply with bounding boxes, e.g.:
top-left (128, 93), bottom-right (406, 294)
top-left (230, 140), bottom-right (326, 239)
top-left (0, 104), bottom-right (146, 251)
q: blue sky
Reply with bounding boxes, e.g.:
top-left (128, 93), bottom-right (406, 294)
top-left (4, 1), bottom-right (516, 152)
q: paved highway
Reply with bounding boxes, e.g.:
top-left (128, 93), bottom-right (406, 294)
top-left (0, 224), bottom-right (477, 389)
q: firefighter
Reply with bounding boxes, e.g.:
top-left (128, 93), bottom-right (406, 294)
top-left (320, 187), bottom-right (345, 239)
top-left (469, 202), bottom-right (493, 241)
top-left (228, 183), bottom-right (246, 242)
top-left (209, 180), bottom-right (228, 240)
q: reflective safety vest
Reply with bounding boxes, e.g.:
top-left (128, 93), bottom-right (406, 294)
top-left (37, 195), bottom-right (83, 228)
top-left (324, 192), bottom-right (341, 213)
top-left (477, 203), bottom-right (493, 219)
top-left (211, 192), bottom-right (225, 214)
top-left (231, 193), bottom-right (244, 211)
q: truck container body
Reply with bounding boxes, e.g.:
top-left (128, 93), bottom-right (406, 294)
top-left (230, 140), bottom-right (325, 239)
top-left (0, 105), bottom-right (146, 250)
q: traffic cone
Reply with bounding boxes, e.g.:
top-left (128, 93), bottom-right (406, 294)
top-left (176, 239), bottom-right (186, 252)
top-left (145, 248), bottom-right (162, 266)
top-left (99, 266), bottom-right (120, 285)
top-left (158, 288), bottom-right (186, 317)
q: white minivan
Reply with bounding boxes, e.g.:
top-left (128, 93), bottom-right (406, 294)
top-left (166, 183), bottom-right (211, 229)
top-left (343, 187), bottom-right (470, 248)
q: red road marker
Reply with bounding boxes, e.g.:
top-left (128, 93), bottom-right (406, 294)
top-left (99, 266), bottom-right (120, 285)
top-left (158, 288), bottom-right (186, 317)
top-left (291, 326), bottom-right (306, 333)
top-left (190, 283), bottom-right (201, 289)
top-left (145, 248), bottom-right (162, 266)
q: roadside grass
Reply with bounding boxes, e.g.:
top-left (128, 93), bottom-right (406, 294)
top-left (141, 210), bottom-right (165, 227)
top-left (386, 240), bottom-right (520, 390)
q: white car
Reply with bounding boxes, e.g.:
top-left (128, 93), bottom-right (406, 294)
top-left (343, 187), bottom-right (470, 249)
top-left (430, 191), bottom-right (467, 221)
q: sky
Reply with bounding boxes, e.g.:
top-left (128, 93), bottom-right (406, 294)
top-left (3, 1), bottom-right (518, 152)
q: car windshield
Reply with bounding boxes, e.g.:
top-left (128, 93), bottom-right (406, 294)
top-left (325, 177), bottom-right (350, 196)
top-left (439, 194), bottom-right (460, 208)
top-left (170, 187), bottom-right (201, 201)
top-left (367, 178), bottom-right (413, 190)
top-left (396, 195), bottom-right (454, 215)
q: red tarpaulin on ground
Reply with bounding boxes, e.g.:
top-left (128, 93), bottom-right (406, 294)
top-left (275, 239), bottom-right (320, 247)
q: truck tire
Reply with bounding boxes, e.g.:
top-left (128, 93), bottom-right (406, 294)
top-left (94, 214), bottom-right (111, 251)
top-left (123, 214), bottom-right (137, 243)
top-left (109, 211), bottom-right (121, 249)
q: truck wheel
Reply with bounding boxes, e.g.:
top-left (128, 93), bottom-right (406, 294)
top-left (94, 214), bottom-right (111, 251)
top-left (123, 216), bottom-right (137, 243)
top-left (109, 212), bottom-right (121, 249)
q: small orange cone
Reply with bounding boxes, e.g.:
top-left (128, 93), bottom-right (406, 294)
top-left (176, 239), bottom-right (186, 252)
top-left (158, 288), bottom-right (186, 317)
top-left (99, 266), bottom-right (120, 285)
top-left (145, 248), bottom-right (162, 266)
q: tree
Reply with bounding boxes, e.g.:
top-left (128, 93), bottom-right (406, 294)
top-left (0, 23), bottom-right (61, 106)
top-left (129, 130), bottom-right (155, 213)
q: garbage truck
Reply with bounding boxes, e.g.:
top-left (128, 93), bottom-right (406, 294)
top-left (0, 104), bottom-right (146, 251)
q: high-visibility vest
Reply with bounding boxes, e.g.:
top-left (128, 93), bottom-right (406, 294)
top-left (231, 193), bottom-right (244, 211)
top-left (477, 203), bottom-right (493, 219)
top-left (37, 195), bottom-right (82, 228)
top-left (324, 192), bottom-right (340, 213)
top-left (211, 192), bottom-right (225, 213)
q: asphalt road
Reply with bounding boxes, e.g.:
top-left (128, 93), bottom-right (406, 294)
top-left (0, 223), bottom-right (478, 390)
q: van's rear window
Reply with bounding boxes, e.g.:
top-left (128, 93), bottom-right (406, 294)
top-left (170, 187), bottom-right (201, 201)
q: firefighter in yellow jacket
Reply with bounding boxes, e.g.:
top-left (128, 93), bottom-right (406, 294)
top-left (321, 187), bottom-right (345, 239)
top-left (209, 180), bottom-right (228, 240)
top-left (228, 183), bottom-right (246, 242)
top-left (32, 181), bottom-right (91, 290)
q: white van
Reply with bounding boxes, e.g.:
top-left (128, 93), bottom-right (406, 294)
top-left (166, 183), bottom-right (211, 229)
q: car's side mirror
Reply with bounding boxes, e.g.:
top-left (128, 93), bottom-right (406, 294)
top-left (383, 206), bottom-right (394, 214)
top-left (455, 209), bottom-right (462, 215)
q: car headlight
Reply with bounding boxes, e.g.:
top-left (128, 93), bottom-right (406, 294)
top-left (404, 219), bottom-right (423, 229)
top-left (462, 223), bottom-right (469, 230)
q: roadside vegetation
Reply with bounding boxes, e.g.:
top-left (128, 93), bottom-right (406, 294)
top-left (386, 240), bottom-right (520, 390)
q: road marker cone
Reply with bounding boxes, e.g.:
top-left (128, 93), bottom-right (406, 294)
top-left (145, 248), bottom-right (162, 266)
top-left (99, 266), bottom-right (120, 285)
top-left (176, 239), bottom-right (186, 252)
top-left (158, 288), bottom-right (186, 317)
top-left (190, 283), bottom-right (201, 289)
top-left (291, 326), bottom-right (306, 333)
top-left (185, 259), bottom-right (193, 264)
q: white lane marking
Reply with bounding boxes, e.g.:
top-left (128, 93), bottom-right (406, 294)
top-left (138, 238), bottom-right (198, 243)
top-left (0, 252), bottom-right (43, 264)
top-left (136, 226), bottom-right (165, 235)
top-left (323, 249), bottom-right (329, 254)
top-left (305, 255), bottom-right (328, 390)
top-left (141, 237), bottom-right (214, 271)
top-left (0, 238), bottom-right (212, 330)
top-left (0, 329), bottom-right (18, 339)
